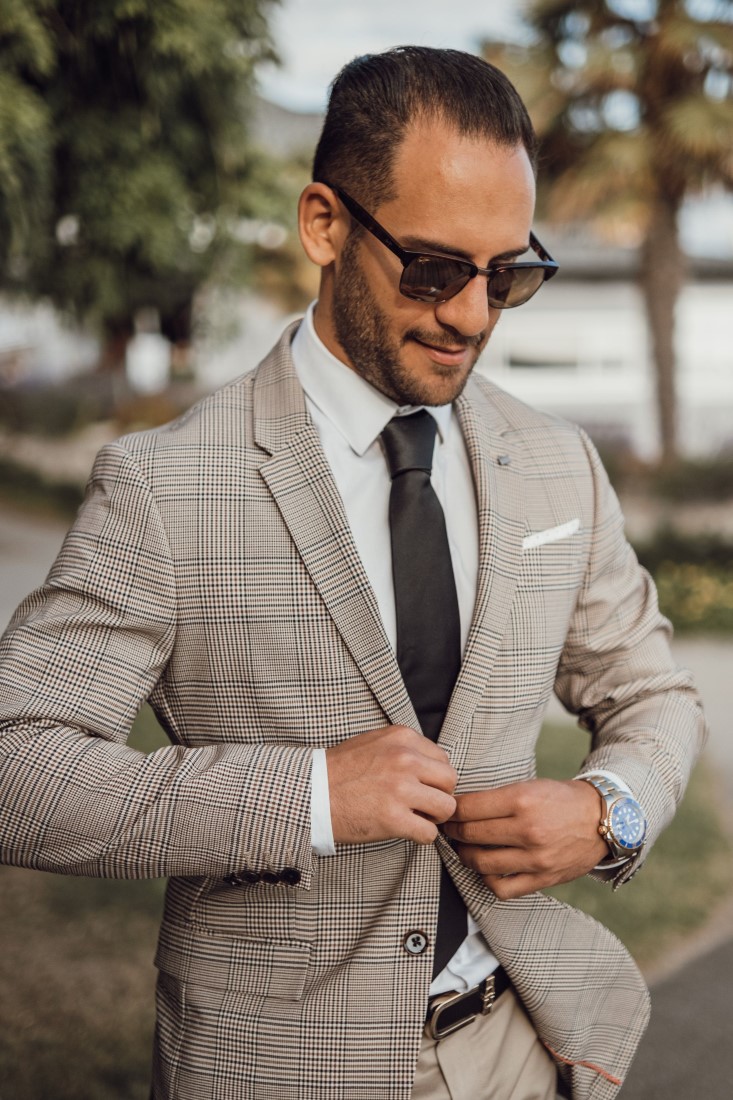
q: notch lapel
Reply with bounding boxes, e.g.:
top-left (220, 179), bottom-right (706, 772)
top-left (253, 328), bottom-right (417, 731)
top-left (439, 377), bottom-right (526, 762)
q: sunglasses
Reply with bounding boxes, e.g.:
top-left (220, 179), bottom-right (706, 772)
top-left (324, 182), bottom-right (558, 308)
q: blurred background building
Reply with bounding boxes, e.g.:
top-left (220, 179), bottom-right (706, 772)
top-left (3, 89), bottom-right (732, 461)
top-left (2, 1), bottom-right (732, 466)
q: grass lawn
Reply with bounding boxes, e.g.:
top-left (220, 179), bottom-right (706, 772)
top-left (0, 711), bottom-right (729, 1099)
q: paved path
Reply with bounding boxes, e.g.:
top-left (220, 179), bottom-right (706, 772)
top-left (621, 935), bottom-right (733, 1097)
top-left (2, 503), bottom-right (732, 1097)
top-left (0, 506), bottom-right (68, 626)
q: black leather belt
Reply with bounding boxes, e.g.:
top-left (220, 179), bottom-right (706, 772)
top-left (425, 965), bottom-right (511, 1041)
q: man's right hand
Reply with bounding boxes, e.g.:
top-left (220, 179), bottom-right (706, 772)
top-left (326, 725), bottom-right (457, 845)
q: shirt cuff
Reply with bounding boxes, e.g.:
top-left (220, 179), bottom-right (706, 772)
top-left (311, 748), bottom-right (336, 856)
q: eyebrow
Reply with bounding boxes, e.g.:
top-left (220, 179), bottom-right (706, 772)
top-left (399, 234), bottom-right (531, 265)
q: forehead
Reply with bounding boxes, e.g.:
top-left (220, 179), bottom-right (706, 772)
top-left (380, 117), bottom-right (536, 254)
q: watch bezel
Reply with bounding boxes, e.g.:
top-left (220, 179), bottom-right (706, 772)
top-left (582, 775), bottom-right (648, 863)
top-left (606, 794), bottom-right (647, 853)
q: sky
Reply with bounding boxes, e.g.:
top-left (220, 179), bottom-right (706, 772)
top-left (257, 0), bottom-right (528, 112)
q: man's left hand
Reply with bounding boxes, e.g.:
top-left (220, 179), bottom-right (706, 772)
top-left (442, 779), bottom-right (609, 900)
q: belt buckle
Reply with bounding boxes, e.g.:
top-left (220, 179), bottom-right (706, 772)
top-left (426, 974), bottom-right (496, 1041)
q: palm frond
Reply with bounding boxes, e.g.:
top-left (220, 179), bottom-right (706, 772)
top-left (661, 94), bottom-right (733, 159)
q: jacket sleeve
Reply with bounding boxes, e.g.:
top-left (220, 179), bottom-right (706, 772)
top-left (0, 442), bottom-right (315, 886)
top-left (554, 429), bottom-right (707, 878)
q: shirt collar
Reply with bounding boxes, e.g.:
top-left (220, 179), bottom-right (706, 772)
top-left (291, 302), bottom-right (452, 457)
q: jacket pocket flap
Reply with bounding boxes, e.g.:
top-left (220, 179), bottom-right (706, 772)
top-left (155, 922), bottom-right (311, 1000)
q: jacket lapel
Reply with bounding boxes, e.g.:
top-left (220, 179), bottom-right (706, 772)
top-left (440, 376), bottom-right (526, 761)
top-left (253, 326), bottom-right (417, 731)
top-left (253, 331), bottom-right (527, 743)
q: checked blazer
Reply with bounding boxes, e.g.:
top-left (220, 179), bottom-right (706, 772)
top-left (0, 322), bottom-right (705, 1099)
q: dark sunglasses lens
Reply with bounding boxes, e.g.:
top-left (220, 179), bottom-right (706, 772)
top-left (400, 256), bottom-right (472, 302)
top-left (487, 267), bottom-right (547, 309)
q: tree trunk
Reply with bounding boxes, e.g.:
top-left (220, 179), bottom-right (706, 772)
top-left (639, 195), bottom-right (685, 467)
top-left (98, 319), bottom-right (134, 374)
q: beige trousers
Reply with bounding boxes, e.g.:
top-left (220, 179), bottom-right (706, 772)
top-left (411, 989), bottom-right (559, 1100)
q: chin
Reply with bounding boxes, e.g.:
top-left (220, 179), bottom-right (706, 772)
top-left (400, 363), bottom-right (475, 407)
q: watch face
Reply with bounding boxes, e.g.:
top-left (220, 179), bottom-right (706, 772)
top-left (609, 797), bottom-right (647, 850)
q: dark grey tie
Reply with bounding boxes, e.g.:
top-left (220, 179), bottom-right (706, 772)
top-left (381, 410), bottom-right (467, 977)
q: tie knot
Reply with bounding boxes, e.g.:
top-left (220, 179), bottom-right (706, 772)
top-left (380, 410), bottom-right (437, 479)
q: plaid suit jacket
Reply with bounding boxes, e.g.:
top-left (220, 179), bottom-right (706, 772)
top-left (0, 323), bottom-right (705, 1099)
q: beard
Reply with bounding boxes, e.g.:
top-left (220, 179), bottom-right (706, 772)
top-left (331, 233), bottom-right (486, 407)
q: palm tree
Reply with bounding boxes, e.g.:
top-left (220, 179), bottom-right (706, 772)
top-left (486, 0), bottom-right (733, 464)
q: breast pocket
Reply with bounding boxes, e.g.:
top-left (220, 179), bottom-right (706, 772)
top-left (492, 521), bottom-right (588, 709)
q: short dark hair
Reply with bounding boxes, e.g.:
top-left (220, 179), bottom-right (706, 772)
top-left (313, 46), bottom-right (538, 209)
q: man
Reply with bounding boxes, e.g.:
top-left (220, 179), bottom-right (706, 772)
top-left (0, 47), bottom-right (705, 1100)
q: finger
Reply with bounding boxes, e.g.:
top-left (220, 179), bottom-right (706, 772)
top-left (400, 814), bottom-right (440, 845)
top-left (414, 755), bottom-right (458, 795)
top-left (450, 784), bottom-right (526, 822)
top-left (443, 816), bottom-right (526, 847)
top-left (381, 743), bottom-right (456, 798)
top-left (483, 872), bottom-right (548, 901)
top-left (411, 736), bottom-right (456, 766)
top-left (453, 843), bottom-right (535, 878)
top-left (383, 727), bottom-right (456, 775)
top-left (413, 788), bottom-right (457, 825)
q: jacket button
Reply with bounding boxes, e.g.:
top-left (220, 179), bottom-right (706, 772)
top-left (261, 870), bottom-right (280, 884)
top-left (240, 869), bottom-right (261, 884)
top-left (224, 872), bottom-right (243, 887)
top-left (279, 867), bottom-right (301, 886)
top-left (403, 931), bottom-right (429, 956)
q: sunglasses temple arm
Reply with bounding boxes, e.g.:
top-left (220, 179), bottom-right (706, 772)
top-left (529, 231), bottom-right (556, 265)
top-left (325, 183), bottom-right (412, 266)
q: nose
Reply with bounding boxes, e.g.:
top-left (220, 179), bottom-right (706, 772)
top-left (432, 272), bottom-right (492, 339)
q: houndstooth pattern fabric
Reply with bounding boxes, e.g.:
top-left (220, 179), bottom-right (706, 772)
top-left (0, 322), bottom-right (706, 1099)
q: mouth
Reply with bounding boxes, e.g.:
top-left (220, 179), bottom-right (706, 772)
top-left (411, 336), bottom-right (476, 368)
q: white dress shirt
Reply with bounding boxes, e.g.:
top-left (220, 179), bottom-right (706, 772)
top-left (292, 303), bottom-right (496, 995)
top-left (291, 303), bottom-right (632, 997)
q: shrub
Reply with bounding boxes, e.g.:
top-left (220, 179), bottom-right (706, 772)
top-left (652, 454), bottom-right (733, 503)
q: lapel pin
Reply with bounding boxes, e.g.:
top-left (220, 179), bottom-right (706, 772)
top-left (497, 454), bottom-right (511, 466)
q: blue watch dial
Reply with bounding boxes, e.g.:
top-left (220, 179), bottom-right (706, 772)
top-left (609, 797), bottom-right (647, 850)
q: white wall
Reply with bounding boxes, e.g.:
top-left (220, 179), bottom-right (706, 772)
top-left (478, 279), bottom-right (733, 459)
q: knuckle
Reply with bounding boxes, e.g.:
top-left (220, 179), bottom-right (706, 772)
top-left (535, 850), bottom-right (554, 873)
top-left (391, 748), bottom-right (416, 773)
top-left (460, 822), bottom-right (481, 844)
top-left (392, 775), bottom-right (414, 802)
top-left (461, 848), bottom-right (480, 872)
top-left (384, 806), bottom-right (407, 835)
top-left (477, 851), bottom-right (497, 874)
top-left (524, 822), bottom-right (545, 848)
top-left (435, 793), bottom-right (457, 822)
top-left (514, 790), bottom-right (534, 815)
top-left (492, 878), bottom-right (516, 900)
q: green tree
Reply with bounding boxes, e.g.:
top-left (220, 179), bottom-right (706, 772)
top-left (486, 0), bottom-right (733, 464)
top-left (0, 0), bottom-right (284, 367)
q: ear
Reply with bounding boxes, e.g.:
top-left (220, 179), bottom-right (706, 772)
top-left (298, 182), bottom-right (349, 268)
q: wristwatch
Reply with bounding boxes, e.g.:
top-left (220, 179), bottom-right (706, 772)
top-left (581, 774), bottom-right (647, 866)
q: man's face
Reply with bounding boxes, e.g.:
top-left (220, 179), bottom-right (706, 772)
top-left (317, 117), bottom-right (536, 407)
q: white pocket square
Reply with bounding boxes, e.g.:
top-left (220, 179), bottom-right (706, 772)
top-left (522, 519), bottom-right (580, 550)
